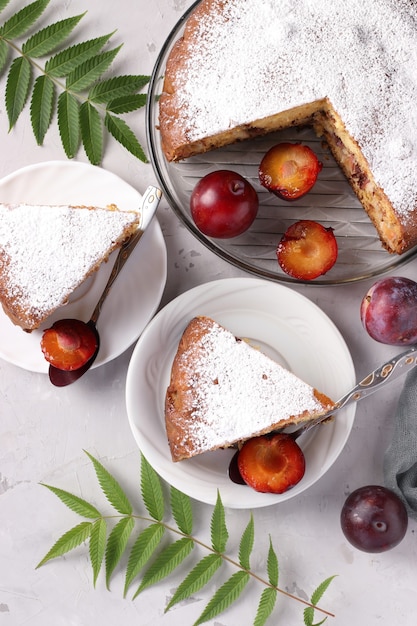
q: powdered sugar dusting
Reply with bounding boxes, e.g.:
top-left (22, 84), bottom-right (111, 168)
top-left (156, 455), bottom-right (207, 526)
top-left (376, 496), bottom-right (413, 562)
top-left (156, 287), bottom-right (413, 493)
top-left (0, 203), bottom-right (138, 326)
top-left (171, 318), bottom-right (331, 456)
top-left (167, 0), bottom-right (417, 218)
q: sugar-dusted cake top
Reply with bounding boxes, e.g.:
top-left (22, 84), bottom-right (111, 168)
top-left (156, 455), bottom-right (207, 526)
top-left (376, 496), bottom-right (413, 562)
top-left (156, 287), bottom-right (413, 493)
top-left (165, 316), bottom-right (334, 461)
top-left (0, 203), bottom-right (139, 329)
top-left (162, 0), bottom-right (417, 219)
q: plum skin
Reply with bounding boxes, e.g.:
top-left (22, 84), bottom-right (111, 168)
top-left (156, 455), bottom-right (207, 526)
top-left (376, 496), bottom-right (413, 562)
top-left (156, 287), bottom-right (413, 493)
top-left (340, 485), bottom-right (408, 553)
top-left (360, 276), bottom-right (417, 345)
top-left (190, 170), bottom-right (258, 238)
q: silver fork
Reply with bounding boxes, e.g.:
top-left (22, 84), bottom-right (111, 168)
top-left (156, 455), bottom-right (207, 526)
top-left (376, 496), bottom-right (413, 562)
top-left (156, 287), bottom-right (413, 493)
top-left (283, 346), bottom-right (417, 440)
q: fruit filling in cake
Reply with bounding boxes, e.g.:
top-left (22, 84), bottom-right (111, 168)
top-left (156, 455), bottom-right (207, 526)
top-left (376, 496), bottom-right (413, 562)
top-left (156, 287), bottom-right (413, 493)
top-left (159, 0), bottom-right (417, 254)
top-left (165, 316), bottom-right (335, 462)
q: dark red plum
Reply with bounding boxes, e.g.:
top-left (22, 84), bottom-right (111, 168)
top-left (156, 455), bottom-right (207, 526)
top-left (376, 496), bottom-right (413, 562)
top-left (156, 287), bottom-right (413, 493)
top-left (360, 276), bottom-right (417, 345)
top-left (190, 170), bottom-right (258, 238)
top-left (341, 485), bottom-right (408, 553)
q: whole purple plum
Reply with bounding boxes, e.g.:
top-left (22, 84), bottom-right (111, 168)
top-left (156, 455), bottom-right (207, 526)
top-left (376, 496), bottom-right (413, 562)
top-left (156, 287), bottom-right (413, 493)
top-left (341, 485), bottom-right (408, 553)
top-left (360, 276), bottom-right (417, 345)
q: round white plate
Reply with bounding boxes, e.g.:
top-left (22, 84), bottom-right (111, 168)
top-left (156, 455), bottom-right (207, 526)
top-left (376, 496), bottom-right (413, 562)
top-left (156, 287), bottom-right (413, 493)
top-left (0, 161), bottom-right (167, 373)
top-left (126, 276), bottom-right (356, 508)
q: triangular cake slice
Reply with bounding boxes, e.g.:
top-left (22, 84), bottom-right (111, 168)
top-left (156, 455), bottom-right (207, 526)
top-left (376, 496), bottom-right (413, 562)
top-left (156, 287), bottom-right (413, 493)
top-left (0, 202), bottom-right (140, 331)
top-left (165, 316), bottom-right (335, 462)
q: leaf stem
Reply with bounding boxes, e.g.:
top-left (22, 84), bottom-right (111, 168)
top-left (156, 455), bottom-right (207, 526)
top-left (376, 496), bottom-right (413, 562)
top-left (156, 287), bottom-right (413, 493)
top-left (94, 512), bottom-right (334, 619)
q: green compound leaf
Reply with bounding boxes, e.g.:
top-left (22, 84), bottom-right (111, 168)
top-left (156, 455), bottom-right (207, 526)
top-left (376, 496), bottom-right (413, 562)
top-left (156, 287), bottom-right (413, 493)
top-left (304, 576), bottom-right (337, 626)
top-left (124, 523), bottom-right (165, 596)
top-left (36, 521), bottom-right (92, 568)
top-left (170, 485), bottom-right (193, 535)
top-left (267, 537), bottom-right (279, 588)
top-left (45, 33), bottom-right (114, 77)
top-left (104, 113), bottom-right (147, 162)
top-left (89, 518), bottom-right (107, 587)
top-left (239, 514), bottom-right (254, 570)
top-left (30, 74), bottom-right (55, 144)
top-left (22, 13), bottom-right (85, 57)
top-left (105, 516), bottom-right (135, 589)
top-left (195, 570), bottom-right (250, 626)
top-left (0, 0), bottom-right (49, 39)
top-left (133, 537), bottom-right (194, 599)
top-left (254, 587), bottom-right (278, 626)
top-left (166, 553), bottom-right (222, 612)
top-left (89, 74), bottom-right (149, 103)
top-left (37, 452), bottom-right (337, 625)
top-left (79, 101), bottom-right (103, 165)
top-left (0, 38), bottom-right (8, 74)
top-left (40, 483), bottom-right (101, 519)
top-left (85, 450), bottom-right (133, 516)
top-left (6, 56), bottom-right (31, 129)
top-left (66, 45), bottom-right (122, 92)
top-left (106, 93), bottom-right (147, 114)
top-left (140, 454), bottom-right (164, 521)
top-left (0, 0), bottom-right (11, 16)
top-left (57, 90), bottom-right (80, 158)
top-left (210, 490), bottom-right (229, 553)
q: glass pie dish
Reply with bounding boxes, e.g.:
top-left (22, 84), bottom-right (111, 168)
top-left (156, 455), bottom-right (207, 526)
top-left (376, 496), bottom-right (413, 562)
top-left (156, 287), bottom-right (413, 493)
top-left (146, 0), bottom-right (417, 285)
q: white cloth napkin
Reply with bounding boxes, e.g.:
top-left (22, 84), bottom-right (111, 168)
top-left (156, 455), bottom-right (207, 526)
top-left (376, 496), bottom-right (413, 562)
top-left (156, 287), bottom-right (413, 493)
top-left (384, 367), bottom-right (417, 521)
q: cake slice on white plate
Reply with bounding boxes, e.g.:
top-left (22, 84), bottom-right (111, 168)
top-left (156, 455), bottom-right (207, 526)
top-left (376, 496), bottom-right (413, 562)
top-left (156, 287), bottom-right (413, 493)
top-left (0, 202), bottom-right (139, 331)
top-left (165, 315), bottom-right (335, 461)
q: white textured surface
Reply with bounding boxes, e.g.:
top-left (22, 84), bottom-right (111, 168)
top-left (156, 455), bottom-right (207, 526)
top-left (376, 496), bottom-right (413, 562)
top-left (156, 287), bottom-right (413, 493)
top-left (1, 1), bottom-right (417, 625)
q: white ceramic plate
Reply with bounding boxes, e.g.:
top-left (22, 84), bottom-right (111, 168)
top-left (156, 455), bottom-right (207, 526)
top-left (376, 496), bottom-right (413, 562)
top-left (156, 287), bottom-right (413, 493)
top-left (0, 161), bottom-right (167, 373)
top-left (126, 277), bottom-right (356, 508)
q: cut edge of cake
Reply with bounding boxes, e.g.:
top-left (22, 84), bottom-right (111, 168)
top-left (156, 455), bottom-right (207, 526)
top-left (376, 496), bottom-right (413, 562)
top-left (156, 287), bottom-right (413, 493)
top-left (165, 315), bottom-right (335, 462)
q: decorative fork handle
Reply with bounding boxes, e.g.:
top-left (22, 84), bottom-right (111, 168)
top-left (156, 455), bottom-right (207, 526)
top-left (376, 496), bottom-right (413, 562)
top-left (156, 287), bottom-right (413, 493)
top-left (90, 186), bottom-right (162, 324)
top-left (287, 346), bottom-right (417, 439)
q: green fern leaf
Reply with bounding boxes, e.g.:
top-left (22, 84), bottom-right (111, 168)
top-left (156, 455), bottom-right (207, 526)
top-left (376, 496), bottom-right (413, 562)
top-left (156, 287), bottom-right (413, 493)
top-left (0, 0), bottom-right (49, 39)
top-left (303, 610), bottom-right (328, 626)
top-left (210, 491), bottom-right (228, 553)
top-left (106, 93), bottom-right (147, 115)
top-left (254, 587), bottom-right (277, 626)
top-left (104, 113), bottom-right (147, 162)
top-left (40, 483), bottom-right (101, 518)
top-left (45, 33), bottom-right (114, 77)
top-left (79, 101), bottom-right (102, 165)
top-left (310, 575), bottom-right (336, 606)
top-left (89, 518), bottom-right (107, 587)
top-left (166, 553), bottom-right (222, 612)
top-left (89, 74), bottom-right (149, 103)
top-left (0, 38), bottom-right (8, 74)
top-left (85, 451), bottom-right (133, 516)
top-left (124, 523), bottom-right (165, 596)
top-left (0, 0), bottom-right (11, 16)
top-left (36, 521), bottom-right (92, 568)
top-left (105, 516), bottom-right (135, 589)
top-left (66, 46), bottom-right (122, 92)
top-left (57, 91), bottom-right (80, 157)
top-left (266, 537), bottom-right (279, 588)
top-left (22, 13), bottom-right (85, 57)
top-left (170, 486), bottom-right (193, 535)
top-left (6, 56), bottom-right (31, 129)
top-left (195, 570), bottom-right (250, 625)
top-left (239, 514), bottom-right (254, 570)
top-left (304, 576), bottom-right (337, 626)
top-left (140, 454), bottom-right (164, 521)
top-left (30, 74), bottom-right (55, 144)
top-left (133, 537), bottom-right (194, 598)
